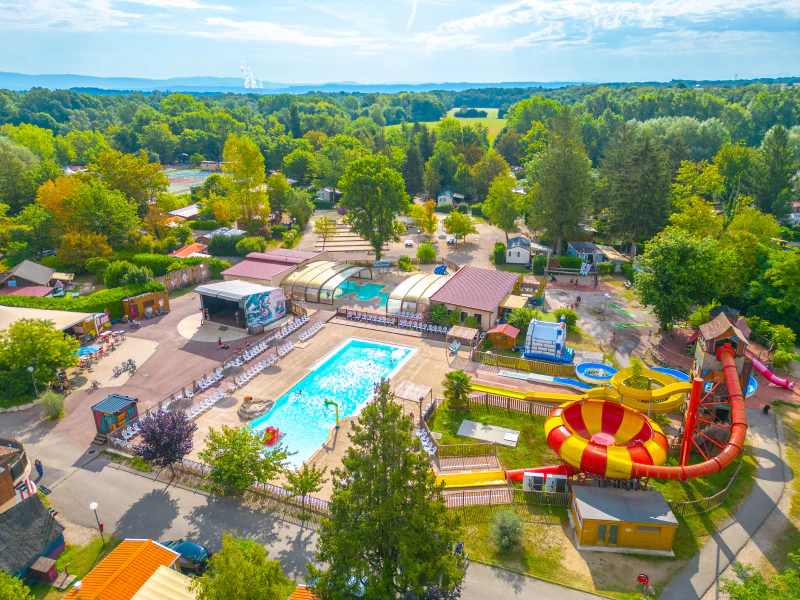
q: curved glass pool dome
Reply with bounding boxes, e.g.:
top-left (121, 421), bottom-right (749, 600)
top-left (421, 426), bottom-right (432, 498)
top-left (281, 261), bottom-right (372, 304)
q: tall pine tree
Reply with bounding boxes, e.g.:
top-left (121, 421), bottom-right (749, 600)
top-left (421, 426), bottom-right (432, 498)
top-left (603, 128), bottom-right (672, 256)
top-left (309, 380), bottom-right (463, 600)
top-left (748, 124), bottom-right (795, 215)
top-left (402, 144), bottom-right (424, 196)
top-left (527, 107), bottom-right (593, 255)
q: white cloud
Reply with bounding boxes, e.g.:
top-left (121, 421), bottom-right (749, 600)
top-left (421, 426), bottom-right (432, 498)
top-left (612, 29), bottom-right (782, 56)
top-left (190, 17), bottom-right (381, 49)
top-left (0, 0), bottom-right (139, 29)
top-left (120, 0), bottom-right (231, 10)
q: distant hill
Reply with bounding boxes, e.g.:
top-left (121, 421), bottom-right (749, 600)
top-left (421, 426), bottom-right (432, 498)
top-left (0, 72), bottom-right (796, 95)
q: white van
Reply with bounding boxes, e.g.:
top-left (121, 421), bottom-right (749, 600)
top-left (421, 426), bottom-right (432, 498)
top-left (446, 235), bottom-right (456, 245)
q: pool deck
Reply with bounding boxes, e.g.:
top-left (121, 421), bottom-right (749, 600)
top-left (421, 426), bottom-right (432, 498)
top-left (188, 321), bottom-right (452, 500)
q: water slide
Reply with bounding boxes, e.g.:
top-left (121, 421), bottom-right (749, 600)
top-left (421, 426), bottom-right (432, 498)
top-left (746, 350), bottom-right (795, 390)
top-left (436, 469), bottom-right (507, 488)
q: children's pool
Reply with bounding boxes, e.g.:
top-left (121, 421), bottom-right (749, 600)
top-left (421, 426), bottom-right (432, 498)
top-left (334, 280), bottom-right (390, 306)
top-left (249, 338), bottom-right (417, 468)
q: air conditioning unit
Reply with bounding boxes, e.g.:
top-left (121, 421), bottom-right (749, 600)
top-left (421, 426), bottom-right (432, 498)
top-left (523, 472), bottom-right (545, 492)
top-left (545, 474), bottom-right (568, 493)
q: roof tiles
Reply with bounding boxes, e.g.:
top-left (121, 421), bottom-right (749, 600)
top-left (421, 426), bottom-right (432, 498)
top-left (430, 266), bottom-right (519, 313)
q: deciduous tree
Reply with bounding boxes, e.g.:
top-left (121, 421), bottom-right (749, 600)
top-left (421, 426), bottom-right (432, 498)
top-left (443, 210), bottom-right (477, 244)
top-left (748, 124), bottom-right (795, 215)
top-left (482, 174), bottom-right (519, 242)
top-left (313, 216), bottom-right (338, 247)
top-left (471, 149), bottom-right (509, 203)
top-left (135, 410), bottom-right (197, 474)
top-left (89, 149), bottom-right (168, 215)
top-left (57, 231), bottom-right (112, 272)
top-left (410, 200), bottom-right (438, 236)
top-left (339, 154), bottom-right (409, 260)
top-left (285, 464), bottom-right (327, 517)
top-left (222, 134), bottom-right (269, 223)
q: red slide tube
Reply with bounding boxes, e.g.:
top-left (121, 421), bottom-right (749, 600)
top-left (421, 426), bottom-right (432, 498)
top-left (630, 345), bottom-right (747, 480)
top-left (679, 378), bottom-right (705, 467)
top-left (506, 463), bottom-right (577, 482)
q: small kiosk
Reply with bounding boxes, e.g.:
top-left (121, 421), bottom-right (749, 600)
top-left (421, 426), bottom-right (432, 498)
top-left (91, 394), bottom-right (139, 435)
top-left (570, 487), bottom-right (678, 555)
top-left (486, 323), bottom-right (520, 349)
top-left (122, 291), bottom-right (170, 319)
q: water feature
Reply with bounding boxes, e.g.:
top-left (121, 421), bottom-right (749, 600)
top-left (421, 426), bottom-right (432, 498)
top-left (249, 338), bottom-right (416, 468)
top-left (334, 280), bottom-right (390, 306)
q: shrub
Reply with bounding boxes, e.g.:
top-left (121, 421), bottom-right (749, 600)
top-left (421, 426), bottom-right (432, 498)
top-left (553, 308), bottom-right (579, 330)
top-left (621, 262), bottom-right (635, 282)
top-left (39, 256), bottom-right (62, 269)
top-left (687, 300), bottom-right (720, 328)
top-left (153, 237), bottom-right (180, 255)
top-left (493, 242), bottom-right (506, 265)
top-left (398, 254), bottom-right (413, 272)
top-left (186, 220), bottom-right (220, 230)
top-left (428, 303), bottom-right (449, 326)
top-left (556, 255), bottom-right (583, 269)
top-left (507, 306), bottom-right (542, 332)
top-left (490, 508), bottom-right (523, 550)
top-left (464, 316), bottom-right (479, 329)
top-left (597, 261), bottom-right (615, 275)
top-left (434, 205), bottom-right (453, 214)
top-left (456, 202), bottom-right (470, 214)
top-left (85, 257), bottom-right (110, 280)
top-left (281, 229), bottom-right (299, 248)
top-left (447, 310), bottom-right (460, 326)
top-left (104, 261), bottom-right (136, 288)
top-left (39, 390), bottom-right (65, 419)
top-left (416, 242), bottom-right (437, 264)
top-left (443, 370), bottom-right (472, 409)
top-left (208, 258), bottom-right (232, 279)
top-left (236, 236), bottom-right (267, 257)
top-left (208, 234), bottom-right (245, 256)
top-left (313, 199), bottom-right (333, 210)
top-left (532, 255), bottom-right (547, 275)
top-left (772, 349), bottom-right (799, 369)
top-left (471, 203), bottom-right (484, 217)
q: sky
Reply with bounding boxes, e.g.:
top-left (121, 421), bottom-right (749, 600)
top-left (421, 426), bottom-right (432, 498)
top-left (0, 0), bottom-right (798, 84)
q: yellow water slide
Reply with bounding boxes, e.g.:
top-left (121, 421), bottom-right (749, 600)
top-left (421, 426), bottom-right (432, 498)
top-left (470, 367), bottom-right (691, 414)
top-left (436, 470), bottom-right (507, 488)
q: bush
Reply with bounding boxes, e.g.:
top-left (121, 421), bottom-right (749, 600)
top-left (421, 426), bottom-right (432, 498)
top-left (428, 303), bottom-right (449, 326)
top-left (456, 202), bottom-right (470, 214)
top-left (398, 254), bottom-right (413, 272)
top-left (39, 390), bottom-right (65, 419)
top-left (236, 236), bottom-right (267, 257)
top-left (464, 316), bottom-right (479, 329)
top-left (153, 237), bottom-right (180, 255)
top-left (772, 349), bottom-right (799, 369)
top-left (448, 310), bottom-right (460, 326)
top-left (208, 258), bottom-right (232, 279)
top-left (0, 370), bottom-right (33, 400)
top-left (186, 220), bottom-right (220, 230)
top-left (507, 306), bottom-right (542, 332)
top-left (688, 300), bottom-right (720, 328)
top-left (0, 281), bottom-right (166, 318)
top-left (490, 508), bottom-right (523, 550)
top-left (281, 229), bottom-right (299, 248)
top-left (39, 256), bottom-right (62, 269)
top-left (597, 261), bottom-right (615, 275)
top-left (532, 255), bottom-right (547, 275)
top-left (434, 205), bottom-right (453, 214)
top-left (471, 203), bottom-right (484, 217)
top-left (493, 242), bottom-right (506, 265)
top-left (313, 199), bottom-right (333, 210)
top-left (621, 262), bottom-right (635, 282)
top-left (553, 308), bottom-right (579, 330)
top-left (208, 234), bottom-right (245, 256)
top-left (104, 261), bottom-right (136, 288)
top-left (416, 242), bottom-right (437, 264)
top-left (556, 255), bottom-right (583, 269)
top-left (85, 257), bottom-right (110, 280)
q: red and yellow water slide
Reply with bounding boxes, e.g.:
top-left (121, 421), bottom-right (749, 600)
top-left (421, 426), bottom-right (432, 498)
top-left (508, 345), bottom-right (747, 482)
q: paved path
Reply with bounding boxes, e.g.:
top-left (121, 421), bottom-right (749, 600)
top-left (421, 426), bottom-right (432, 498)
top-left (661, 408), bottom-right (785, 600)
top-left (45, 456), bottom-right (598, 598)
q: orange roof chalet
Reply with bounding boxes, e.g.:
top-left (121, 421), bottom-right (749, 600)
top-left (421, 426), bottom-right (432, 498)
top-left (288, 585), bottom-right (319, 600)
top-left (65, 539), bottom-right (180, 600)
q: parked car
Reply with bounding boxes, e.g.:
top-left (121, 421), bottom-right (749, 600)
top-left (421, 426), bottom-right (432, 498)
top-left (446, 235), bottom-right (456, 245)
top-left (160, 540), bottom-right (212, 574)
top-left (404, 240), bottom-right (414, 247)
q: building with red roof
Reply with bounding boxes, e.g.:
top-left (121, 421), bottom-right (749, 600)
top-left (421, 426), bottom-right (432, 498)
top-left (429, 266), bottom-right (521, 328)
top-left (221, 249), bottom-right (328, 287)
top-left (486, 323), bottom-right (520, 348)
top-left (169, 243), bottom-right (209, 259)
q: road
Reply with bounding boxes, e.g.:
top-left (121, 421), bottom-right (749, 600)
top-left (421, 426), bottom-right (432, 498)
top-left (45, 457), bottom-right (599, 599)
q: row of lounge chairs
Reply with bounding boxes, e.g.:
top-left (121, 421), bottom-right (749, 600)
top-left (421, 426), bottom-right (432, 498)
top-left (390, 311), bottom-right (423, 320)
top-left (277, 341), bottom-right (296, 358)
top-left (197, 369), bottom-right (224, 391)
top-left (400, 321), bottom-right (448, 335)
top-left (234, 355), bottom-right (279, 386)
top-left (415, 428), bottom-right (437, 456)
top-left (275, 315), bottom-right (309, 340)
top-left (345, 311), bottom-right (449, 336)
top-left (299, 322), bottom-right (324, 342)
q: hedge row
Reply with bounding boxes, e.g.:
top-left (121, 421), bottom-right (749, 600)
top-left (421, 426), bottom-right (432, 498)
top-left (127, 253), bottom-right (230, 279)
top-left (313, 200), bottom-right (333, 210)
top-left (186, 220), bottom-right (221, 230)
top-left (0, 282), bottom-right (167, 319)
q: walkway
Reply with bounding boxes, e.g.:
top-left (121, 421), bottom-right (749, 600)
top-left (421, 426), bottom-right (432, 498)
top-left (661, 408), bottom-right (785, 599)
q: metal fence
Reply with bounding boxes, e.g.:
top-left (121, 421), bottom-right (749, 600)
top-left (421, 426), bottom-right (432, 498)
top-left (669, 458), bottom-right (743, 517)
top-left (472, 351), bottom-right (577, 378)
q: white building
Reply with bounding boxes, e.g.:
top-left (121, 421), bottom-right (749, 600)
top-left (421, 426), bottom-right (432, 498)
top-left (506, 236), bottom-right (532, 264)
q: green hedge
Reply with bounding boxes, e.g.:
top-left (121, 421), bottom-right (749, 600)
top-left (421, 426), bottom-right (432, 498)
top-left (186, 220), bottom-right (220, 230)
top-left (556, 255), bottom-right (584, 269)
top-left (532, 255), bottom-right (547, 275)
top-left (621, 262), bottom-right (635, 282)
top-left (434, 205), bottom-right (452, 214)
top-left (127, 253), bottom-right (229, 279)
top-left (597, 261), bottom-right (615, 275)
top-left (208, 235), bottom-right (245, 256)
top-left (471, 203), bottom-right (484, 218)
top-left (493, 242), bottom-right (506, 265)
top-left (0, 282), bottom-right (166, 319)
top-left (313, 200), bottom-right (333, 210)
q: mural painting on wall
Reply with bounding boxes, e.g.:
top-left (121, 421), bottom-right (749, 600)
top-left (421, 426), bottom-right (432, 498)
top-left (245, 289), bottom-right (286, 328)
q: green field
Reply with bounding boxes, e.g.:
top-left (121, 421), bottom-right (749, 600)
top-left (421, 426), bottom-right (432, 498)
top-left (386, 107), bottom-right (507, 143)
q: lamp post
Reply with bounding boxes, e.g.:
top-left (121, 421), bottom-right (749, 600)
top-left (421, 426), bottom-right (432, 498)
top-left (89, 502), bottom-right (105, 546)
top-left (27, 366), bottom-right (37, 397)
top-left (604, 293), bottom-right (610, 313)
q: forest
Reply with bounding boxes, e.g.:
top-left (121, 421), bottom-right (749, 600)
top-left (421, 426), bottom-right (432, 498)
top-left (0, 81), bottom-right (798, 341)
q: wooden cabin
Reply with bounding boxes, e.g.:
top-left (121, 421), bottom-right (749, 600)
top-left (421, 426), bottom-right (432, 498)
top-left (91, 394), bottom-right (138, 436)
top-left (694, 311), bottom-right (752, 391)
top-left (570, 487), bottom-right (678, 556)
top-left (486, 323), bottom-right (520, 349)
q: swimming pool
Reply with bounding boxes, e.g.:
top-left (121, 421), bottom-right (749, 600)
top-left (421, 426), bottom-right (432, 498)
top-left (334, 280), bottom-right (390, 306)
top-left (249, 338), bottom-right (417, 468)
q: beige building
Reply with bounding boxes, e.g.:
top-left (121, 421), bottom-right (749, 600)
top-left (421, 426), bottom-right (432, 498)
top-left (221, 249), bottom-right (328, 287)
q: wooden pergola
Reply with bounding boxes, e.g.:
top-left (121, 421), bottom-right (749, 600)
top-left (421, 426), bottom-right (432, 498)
top-left (393, 380), bottom-right (433, 422)
top-left (445, 326), bottom-right (480, 347)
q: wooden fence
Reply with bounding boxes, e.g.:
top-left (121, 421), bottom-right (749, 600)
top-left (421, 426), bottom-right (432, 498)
top-left (472, 350), bottom-right (577, 378)
top-left (463, 392), bottom-right (554, 418)
top-left (156, 263), bottom-right (211, 291)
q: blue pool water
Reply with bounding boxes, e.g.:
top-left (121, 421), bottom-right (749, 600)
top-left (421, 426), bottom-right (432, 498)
top-left (335, 281), bottom-right (390, 306)
top-left (249, 338), bottom-right (417, 469)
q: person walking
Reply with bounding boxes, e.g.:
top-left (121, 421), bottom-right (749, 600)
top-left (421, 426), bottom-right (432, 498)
top-left (217, 337), bottom-right (222, 350)
top-left (34, 459), bottom-right (43, 479)
top-left (611, 332), bottom-right (616, 346)
top-left (199, 306), bottom-right (205, 325)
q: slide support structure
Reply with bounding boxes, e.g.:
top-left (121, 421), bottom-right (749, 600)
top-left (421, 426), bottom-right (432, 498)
top-left (679, 378), bottom-right (705, 467)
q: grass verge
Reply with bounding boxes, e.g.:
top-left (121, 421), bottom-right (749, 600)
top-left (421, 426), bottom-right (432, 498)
top-left (102, 449), bottom-right (152, 472)
top-left (31, 537), bottom-right (122, 599)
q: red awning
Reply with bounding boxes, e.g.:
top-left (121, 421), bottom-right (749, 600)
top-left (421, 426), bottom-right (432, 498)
top-left (686, 330), bottom-right (701, 343)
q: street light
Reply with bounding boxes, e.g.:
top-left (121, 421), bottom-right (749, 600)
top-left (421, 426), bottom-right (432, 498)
top-left (604, 293), bottom-right (610, 313)
top-left (89, 501), bottom-right (105, 546)
top-left (27, 366), bottom-right (37, 397)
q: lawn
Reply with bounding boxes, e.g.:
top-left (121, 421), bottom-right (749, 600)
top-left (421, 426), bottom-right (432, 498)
top-left (385, 108), bottom-right (507, 143)
top-left (31, 537), bottom-right (122, 599)
top-left (427, 400), bottom-right (557, 470)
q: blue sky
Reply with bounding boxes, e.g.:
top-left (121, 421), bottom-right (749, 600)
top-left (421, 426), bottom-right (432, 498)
top-left (0, 0), bottom-right (798, 83)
